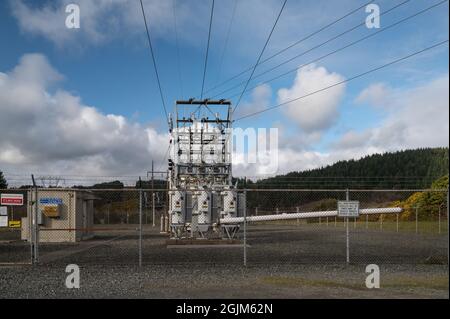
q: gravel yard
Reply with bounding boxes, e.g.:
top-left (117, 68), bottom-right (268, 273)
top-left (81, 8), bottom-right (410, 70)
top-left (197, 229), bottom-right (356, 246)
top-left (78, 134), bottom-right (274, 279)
top-left (0, 263), bottom-right (448, 298)
top-left (1, 224), bottom-right (448, 298)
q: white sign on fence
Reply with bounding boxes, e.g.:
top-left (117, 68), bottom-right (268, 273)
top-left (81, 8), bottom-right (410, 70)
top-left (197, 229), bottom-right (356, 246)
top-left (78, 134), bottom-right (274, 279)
top-left (338, 201), bottom-right (360, 217)
top-left (1, 206), bottom-right (9, 227)
top-left (0, 215), bottom-right (8, 227)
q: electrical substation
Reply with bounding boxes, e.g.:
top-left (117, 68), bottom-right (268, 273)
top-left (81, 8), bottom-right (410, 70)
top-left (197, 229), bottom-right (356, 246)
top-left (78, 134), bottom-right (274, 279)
top-left (163, 99), bottom-right (402, 243)
top-left (166, 99), bottom-right (243, 241)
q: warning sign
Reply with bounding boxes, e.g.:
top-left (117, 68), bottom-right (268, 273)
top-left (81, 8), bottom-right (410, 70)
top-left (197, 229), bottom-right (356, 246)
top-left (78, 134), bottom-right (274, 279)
top-left (42, 206), bottom-right (60, 218)
top-left (1, 194), bottom-right (24, 206)
top-left (8, 220), bottom-right (21, 228)
top-left (40, 198), bottom-right (63, 205)
top-left (338, 201), bottom-right (360, 217)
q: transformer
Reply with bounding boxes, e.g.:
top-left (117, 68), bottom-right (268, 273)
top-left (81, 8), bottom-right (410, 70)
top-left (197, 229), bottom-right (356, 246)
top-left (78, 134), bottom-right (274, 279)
top-left (167, 99), bottom-right (241, 239)
top-left (169, 189), bottom-right (186, 237)
top-left (219, 187), bottom-right (240, 239)
top-left (192, 190), bottom-right (211, 237)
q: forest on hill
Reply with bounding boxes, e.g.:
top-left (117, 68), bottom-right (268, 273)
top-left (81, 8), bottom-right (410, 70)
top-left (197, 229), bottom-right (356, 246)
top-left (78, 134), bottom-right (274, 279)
top-left (239, 147), bottom-right (449, 189)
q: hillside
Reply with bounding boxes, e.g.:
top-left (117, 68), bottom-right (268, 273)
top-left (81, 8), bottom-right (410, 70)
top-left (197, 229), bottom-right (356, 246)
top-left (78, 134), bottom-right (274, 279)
top-left (242, 147), bottom-right (449, 189)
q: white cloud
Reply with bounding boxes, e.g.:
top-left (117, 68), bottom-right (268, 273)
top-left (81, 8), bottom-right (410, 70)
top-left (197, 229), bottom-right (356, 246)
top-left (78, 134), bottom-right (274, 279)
top-left (355, 82), bottom-right (391, 107)
top-left (9, 0), bottom-right (184, 48)
top-left (8, 0), bottom-right (371, 60)
top-left (277, 64), bottom-right (346, 134)
top-left (236, 84), bottom-right (272, 118)
top-left (0, 53), bottom-right (169, 177)
top-left (232, 145), bottom-right (384, 179)
top-left (332, 130), bottom-right (373, 150)
top-left (335, 75), bottom-right (449, 152)
top-left (234, 74), bottom-right (449, 178)
top-left (1, 54), bottom-right (447, 184)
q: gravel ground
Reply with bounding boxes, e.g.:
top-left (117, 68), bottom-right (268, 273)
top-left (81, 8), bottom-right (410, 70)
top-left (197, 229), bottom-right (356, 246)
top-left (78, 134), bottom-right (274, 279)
top-left (1, 224), bottom-right (443, 265)
top-left (1, 224), bottom-right (448, 298)
top-left (0, 263), bottom-right (448, 298)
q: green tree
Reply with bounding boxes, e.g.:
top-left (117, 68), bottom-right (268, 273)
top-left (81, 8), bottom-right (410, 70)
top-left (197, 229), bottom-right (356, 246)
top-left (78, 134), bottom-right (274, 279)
top-left (393, 175), bottom-right (448, 221)
top-left (0, 171), bottom-right (7, 189)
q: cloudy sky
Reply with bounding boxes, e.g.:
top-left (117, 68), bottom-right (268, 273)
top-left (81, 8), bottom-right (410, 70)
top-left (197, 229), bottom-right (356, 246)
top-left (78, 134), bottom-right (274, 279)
top-left (0, 0), bottom-right (448, 185)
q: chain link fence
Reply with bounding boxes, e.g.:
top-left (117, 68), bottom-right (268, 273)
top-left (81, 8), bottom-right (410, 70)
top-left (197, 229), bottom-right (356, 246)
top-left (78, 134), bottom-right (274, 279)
top-left (0, 188), bottom-right (448, 266)
top-left (245, 189), bottom-right (448, 265)
top-left (0, 189), bottom-right (29, 265)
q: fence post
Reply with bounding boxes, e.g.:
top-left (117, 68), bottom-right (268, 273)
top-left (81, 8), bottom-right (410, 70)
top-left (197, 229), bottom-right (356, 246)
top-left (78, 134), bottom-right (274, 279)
top-left (296, 207), bottom-right (299, 226)
top-left (346, 189), bottom-right (350, 264)
top-left (145, 194), bottom-right (148, 225)
top-left (353, 217), bottom-right (356, 229)
top-left (326, 217), bottom-right (329, 227)
top-left (334, 216), bottom-right (337, 227)
top-left (447, 189), bottom-right (449, 267)
top-left (366, 214), bottom-right (368, 229)
top-left (396, 213), bottom-right (399, 232)
top-left (415, 206), bottom-right (419, 234)
top-left (138, 178), bottom-right (143, 268)
top-left (28, 188), bottom-right (33, 265)
top-left (29, 187), bottom-right (35, 265)
top-left (380, 214), bottom-right (383, 231)
top-left (107, 202), bottom-right (110, 224)
top-left (243, 190), bottom-right (247, 267)
top-left (152, 193), bottom-right (156, 227)
top-left (31, 175), bottom-right (39, 265)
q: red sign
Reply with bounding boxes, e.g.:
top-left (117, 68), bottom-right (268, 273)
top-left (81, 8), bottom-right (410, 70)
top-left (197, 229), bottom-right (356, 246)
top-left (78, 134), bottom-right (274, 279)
top-left (0, 194), bottom-right (24, 206)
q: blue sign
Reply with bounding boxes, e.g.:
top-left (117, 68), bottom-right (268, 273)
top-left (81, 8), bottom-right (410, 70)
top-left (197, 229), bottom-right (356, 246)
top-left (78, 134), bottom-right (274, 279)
top-left (40, 198), bottom-right (63, 205)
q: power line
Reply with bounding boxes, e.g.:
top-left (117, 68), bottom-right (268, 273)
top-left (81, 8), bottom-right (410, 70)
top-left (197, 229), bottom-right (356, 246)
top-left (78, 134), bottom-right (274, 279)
top-left (200, 0), bottom-right (215, 99)
top-left (216, 0), bottom-right (238, 84)
top-left (233, 0), bottom-right (288, 113)
top-left (172, 0), bottom-right (184, 97)
top-left (204, 0), bottom-right (375, 96)
top-left (224, 0), bottom-right (446, 101)
top-left (139, 0), bottom-right (169, 125)
top-left (235, 39), bottom-right (449, 121)
top-left (214, 0), bottom-right (412, 100)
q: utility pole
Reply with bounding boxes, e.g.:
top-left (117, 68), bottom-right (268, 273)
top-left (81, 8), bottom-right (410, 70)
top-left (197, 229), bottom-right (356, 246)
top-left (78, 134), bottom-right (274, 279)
top-left (147, 160), bottom-right (166, 228)
top-left (138, 177), bottom-right (142, 267)
top-left (346, 189), bottom-right (349, 264)
top-left (151, 160), bottom-right (154, 226)
top-left (151, 160), bottom-right (154, 190)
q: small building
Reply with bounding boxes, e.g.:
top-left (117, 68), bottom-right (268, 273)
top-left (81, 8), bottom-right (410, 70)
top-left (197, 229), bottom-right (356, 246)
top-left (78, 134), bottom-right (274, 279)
top-left (22, 189), bottom-right (97, 243)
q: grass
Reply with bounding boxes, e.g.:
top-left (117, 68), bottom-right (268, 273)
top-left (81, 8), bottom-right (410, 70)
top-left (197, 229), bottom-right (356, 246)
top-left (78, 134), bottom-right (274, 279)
top-left (260, 275), bottom-right (449, 291)
top-left (250, 220), bottom-right (448, 235)
top-left (381, 276), bottom-right (449, 290)
top-left (260, 276), bottom-right (366, 290)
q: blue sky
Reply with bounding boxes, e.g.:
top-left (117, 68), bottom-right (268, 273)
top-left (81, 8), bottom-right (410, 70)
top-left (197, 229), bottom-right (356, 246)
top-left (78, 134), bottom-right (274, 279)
top-left (0, 0), bottom-right (448, 183)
